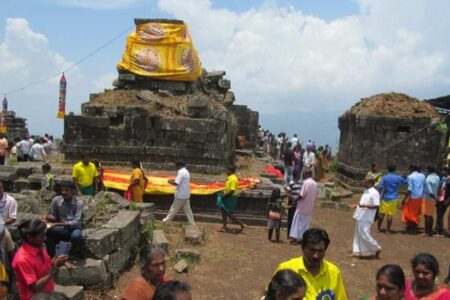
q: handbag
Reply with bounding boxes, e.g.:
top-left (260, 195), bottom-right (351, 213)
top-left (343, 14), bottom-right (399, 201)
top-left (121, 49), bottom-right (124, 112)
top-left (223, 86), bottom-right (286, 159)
top-left (124, 188), bottom-right (134, 201)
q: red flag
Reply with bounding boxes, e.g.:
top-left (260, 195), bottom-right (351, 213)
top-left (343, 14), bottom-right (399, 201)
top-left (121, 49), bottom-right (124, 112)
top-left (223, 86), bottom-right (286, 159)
top-left (56, 73), bottom-right (66, 119)
top-left (0, 96), bottom-right (8, 134)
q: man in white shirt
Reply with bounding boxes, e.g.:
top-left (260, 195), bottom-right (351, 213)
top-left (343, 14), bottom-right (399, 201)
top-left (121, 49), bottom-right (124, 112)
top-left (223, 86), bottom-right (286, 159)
top-left (29, 139), bottom-right (47, 162)
top-left (290, 134), bottom-right (299, 149)
top-left (302, 146), bottom-right (316, 178)
top-left (350, 179), bottom-right (381, 258)
top-left (163, 162), bottom-right (195, 225)
top-left (16, 137), bottom-right (32, 161)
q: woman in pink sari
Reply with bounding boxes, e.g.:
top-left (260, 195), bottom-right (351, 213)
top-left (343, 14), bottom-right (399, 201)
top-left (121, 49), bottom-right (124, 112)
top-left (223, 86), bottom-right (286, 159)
top-left (403, 253), bottom-right (450, 300)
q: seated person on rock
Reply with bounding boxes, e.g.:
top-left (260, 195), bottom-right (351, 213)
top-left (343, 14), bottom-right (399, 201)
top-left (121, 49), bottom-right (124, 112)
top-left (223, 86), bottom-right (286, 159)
top-left (122, 244), bottom-right (169, 300)
top-left (42, 181), bottom-right (84, 260)
top-left (0, 181), bottom-right (17, 255)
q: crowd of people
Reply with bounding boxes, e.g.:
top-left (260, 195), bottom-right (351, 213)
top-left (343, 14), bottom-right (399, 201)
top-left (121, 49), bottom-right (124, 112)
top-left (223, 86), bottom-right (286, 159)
top-left (0, 134), bottom-right (57, 165)
top-left (1, 128), bottom-right (450, 299)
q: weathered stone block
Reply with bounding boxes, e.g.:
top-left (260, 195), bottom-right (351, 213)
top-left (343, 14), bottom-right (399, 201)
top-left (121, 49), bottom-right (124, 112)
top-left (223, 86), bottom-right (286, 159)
top-left (218, 79), bottom-right (231, 89)
top-left (56, 259), bottom-right (110, 289)
top-left (13, 178), bottom-right (30, 193)
top-left (95, 191), bottom-right (130, 209)
top-left (55, 285), bottom-right (85, 300)
top-left (118, 73), bottom-right (136, 81)
top-left (173, 259), bottom-right (188, 273)
top-left (152, 230), bottom-right (169, 253)
top-left (205, 70), bottom-right (225, 82)
top-left (175, 249), bottom-right (201, 262)
top-left (102, 210), bottom-right (140, 243)
top-left (184, 225), bottom-right (204, 245)
top-left (84, 228), bottom-right (121, 259)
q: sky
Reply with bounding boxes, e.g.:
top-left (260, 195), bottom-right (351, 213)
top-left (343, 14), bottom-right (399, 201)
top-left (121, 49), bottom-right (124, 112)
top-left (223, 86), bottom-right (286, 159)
top-left (1, 0), bottom-right (450, 148)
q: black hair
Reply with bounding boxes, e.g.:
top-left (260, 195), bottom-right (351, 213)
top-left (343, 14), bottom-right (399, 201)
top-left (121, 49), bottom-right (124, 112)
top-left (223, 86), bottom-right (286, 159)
top-left (42, 163), bottom-right (51, 172)
top-left (59, 181), bottom-right (76, 189)
top-left (265, 269), bottom-right (306, 300)
top-left (366, 178), bottom-right (375, 186)
top-left (18, 219), bottom-right (47, 241)
top-left (376, 264), bottom-right (406, 292)
top-left (270, 188), bottom-right (281, 201)
top-left (387, 165), bottom-right (396, 172)
top-left (31, 292), bottom-right (69, 300)
top-left (301, 228), bottom-right (330, 249)
top-left (131, 159), bottom-right (141, 168)
top-left (292, 169), bottom-right (300, 179)
top-left (426, 166), bottom-right (435, 173)
top-left (371, 163), bottom-right (377, 169)
top-left (227, 166), bottom-right (236, 173)
top-left (411, 253), bottom-right (439, 277)
top-left (153, 280), bottom-right (191, 300)
top-left (175, 161), bottom-right (186, 168)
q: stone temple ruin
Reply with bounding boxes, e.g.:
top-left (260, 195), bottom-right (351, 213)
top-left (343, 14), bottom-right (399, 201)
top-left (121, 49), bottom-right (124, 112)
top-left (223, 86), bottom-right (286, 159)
top-left (336, 92), bottom-right (447, 187)
top-left (63, 19), bottom-right (259, 173)
top-left (3, 111), bottom-right (29, 140)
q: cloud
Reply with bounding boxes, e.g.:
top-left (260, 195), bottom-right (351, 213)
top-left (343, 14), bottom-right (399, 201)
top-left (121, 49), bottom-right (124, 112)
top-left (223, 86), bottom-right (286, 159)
top-left (44, 0), bottom-right (142, 9)
top-left (157, 0), bottom-right (450, 114)
top-left (92, 72), bottom-right (115, 92)
top-left (0, 18), bottom-right (85, 136)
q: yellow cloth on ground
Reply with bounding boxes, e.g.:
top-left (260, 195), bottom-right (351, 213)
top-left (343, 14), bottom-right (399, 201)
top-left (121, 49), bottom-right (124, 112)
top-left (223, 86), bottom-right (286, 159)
top-left (224, 174), bottom-right (239, 195)
top-left (379, 199), bottom-right (399, 216)
top-left (72, 161), bottom-right (97, 187)
top-left (273, 257), bottom-right (347, 300)
top-left (130, 168), bottom-right (146, 203)
top-left (117, 20), bottom-right (202, 81)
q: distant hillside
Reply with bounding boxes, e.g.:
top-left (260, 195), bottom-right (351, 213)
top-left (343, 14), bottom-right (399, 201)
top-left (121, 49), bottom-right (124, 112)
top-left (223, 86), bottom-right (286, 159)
top-left (259, 110), bottom-right (343, 151)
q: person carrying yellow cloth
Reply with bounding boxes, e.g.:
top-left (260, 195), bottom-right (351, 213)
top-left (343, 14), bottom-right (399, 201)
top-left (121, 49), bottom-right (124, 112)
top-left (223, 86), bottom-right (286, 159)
top-left (72, 154), bottom-right (98, 196)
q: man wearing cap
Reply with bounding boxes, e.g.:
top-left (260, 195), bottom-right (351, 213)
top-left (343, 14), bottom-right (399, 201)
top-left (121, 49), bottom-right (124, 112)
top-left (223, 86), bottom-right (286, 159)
top-left (162, 162), bottom-right (195, 225)
top-left (43, 182), bottom-right (84, 258)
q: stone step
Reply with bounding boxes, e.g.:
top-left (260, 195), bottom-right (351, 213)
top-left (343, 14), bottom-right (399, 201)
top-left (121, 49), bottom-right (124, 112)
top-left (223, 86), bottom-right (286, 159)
top-left (152, 229), bottom-right (169, 253)
top-left (153, 210), bottom-right (286, 227)
top-left (184, 225), bottom-right (204, 245)
top-left (55, 285), bottom-right (85, 300)
top-left (175, 248), bottom-right (201, 262)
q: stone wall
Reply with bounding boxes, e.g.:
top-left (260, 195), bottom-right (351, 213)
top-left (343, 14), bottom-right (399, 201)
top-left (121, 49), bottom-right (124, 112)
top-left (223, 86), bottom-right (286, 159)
top-left (64, 107), bottom-right (236, 173)
top-left (4, 111), bottom-right (29, 140)
top-left (337, 114), bottom-right (446, 185)
top-left (231, 105), bottom-right (259, 149)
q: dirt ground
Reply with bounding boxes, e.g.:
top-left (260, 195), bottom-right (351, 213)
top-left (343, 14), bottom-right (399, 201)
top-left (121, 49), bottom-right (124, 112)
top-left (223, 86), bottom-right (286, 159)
top-left (87, 198), bottom-right (450, 300)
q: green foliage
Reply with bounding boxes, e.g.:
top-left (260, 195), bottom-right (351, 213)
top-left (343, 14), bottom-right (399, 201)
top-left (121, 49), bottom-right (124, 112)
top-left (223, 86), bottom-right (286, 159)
top-left (330, 157), bottom-right (338, 172)
top-left (142, 221), bottom-right (154, 242)
top-left (436, 123), bottom-right (448, 134)
top-left (128, 202), bottom-right (138, 211)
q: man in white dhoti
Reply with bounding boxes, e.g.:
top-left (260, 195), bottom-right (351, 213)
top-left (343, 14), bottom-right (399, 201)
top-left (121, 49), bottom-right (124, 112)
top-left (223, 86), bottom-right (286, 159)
top-left (289, 170), bottom-right (317, 244)
top-left (351, 178), bottom-right (381, 258)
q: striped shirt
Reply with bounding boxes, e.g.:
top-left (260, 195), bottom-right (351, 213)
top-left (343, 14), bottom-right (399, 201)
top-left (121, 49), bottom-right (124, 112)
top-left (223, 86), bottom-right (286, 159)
top-left (286, 180), bottom-right (302, 195)
top-left (0, 194), bottom-right (17, 221)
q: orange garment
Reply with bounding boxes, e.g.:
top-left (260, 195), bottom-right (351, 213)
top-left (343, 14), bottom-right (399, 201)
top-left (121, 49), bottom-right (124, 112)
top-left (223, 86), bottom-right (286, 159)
top-left (121, 276), bottom-right (155, 300)
top-left (422, 200), bottom-right (435, 217)
top-left (0, 139), bottom-right (6, 156)
top-left (402, 198), bottom-right (422, 226)
top-left (130, 168), bottom-right (146, 203)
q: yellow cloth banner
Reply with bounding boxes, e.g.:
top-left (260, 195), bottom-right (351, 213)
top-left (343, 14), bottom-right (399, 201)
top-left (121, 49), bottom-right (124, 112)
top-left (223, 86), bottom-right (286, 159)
top-left (102, 169), bottom-right (259, 195)
top-left (117, 21), bottom-right (202, 81)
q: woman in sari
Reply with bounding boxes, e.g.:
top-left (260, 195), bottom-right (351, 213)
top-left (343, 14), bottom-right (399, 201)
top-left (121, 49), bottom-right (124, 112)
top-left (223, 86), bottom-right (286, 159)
top-left (403, 253), bottom-right (450, 299)
top-left (128, 159), bottom-right (148, 203)
top-left (360, 264), bottom-right (406, 300)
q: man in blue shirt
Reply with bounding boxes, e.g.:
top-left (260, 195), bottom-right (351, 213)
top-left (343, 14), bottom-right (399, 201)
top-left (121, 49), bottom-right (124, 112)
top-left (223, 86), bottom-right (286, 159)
top-left (376, 165), bottom-right (407, 234)
top-left (423, 166), bottom-right (440, 236)
top-left (402, 165), bottom-right (426, 233)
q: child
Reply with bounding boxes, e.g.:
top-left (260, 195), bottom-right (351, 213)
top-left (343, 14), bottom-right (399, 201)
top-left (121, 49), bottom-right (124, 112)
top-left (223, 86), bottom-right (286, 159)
top-left (267, 188), bottom-right (283, 243)
top-left (41, 163), bottom-right (55, 191)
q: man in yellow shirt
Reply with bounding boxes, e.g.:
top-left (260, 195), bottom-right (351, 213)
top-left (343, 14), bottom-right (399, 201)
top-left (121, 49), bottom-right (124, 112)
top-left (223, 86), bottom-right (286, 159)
top-left (217, 166), bottom-right (245, 233)
top-left (272, 228), bottom-right (347, 300)
top-left (72, 154), bottom-right (98, 196)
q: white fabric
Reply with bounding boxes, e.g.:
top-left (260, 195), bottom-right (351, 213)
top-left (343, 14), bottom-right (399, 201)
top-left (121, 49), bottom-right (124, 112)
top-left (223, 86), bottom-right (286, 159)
top-left (289, 213), bottom-right (311, 240)
top-left (290, 137), bottom-right (298, 147)
top-left (174, 167), bottom-right (190, 199)
top-left (303, 151), bottom-right (315, 167)
top-left (29, 144), bottom-right (46, 161)
top-left (353, 187), bottom-right (380, 223)
top-left (17, 140), bottom-right (32, 155)
top-left (353, 220), bottom-right (381, 256)
top-left (163, 197), bottom-right (195, 225)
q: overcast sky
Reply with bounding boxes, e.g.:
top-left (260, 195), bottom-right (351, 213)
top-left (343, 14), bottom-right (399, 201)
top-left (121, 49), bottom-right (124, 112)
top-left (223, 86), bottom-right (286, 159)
top-left (1, 0), bottom-right (449, 145)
